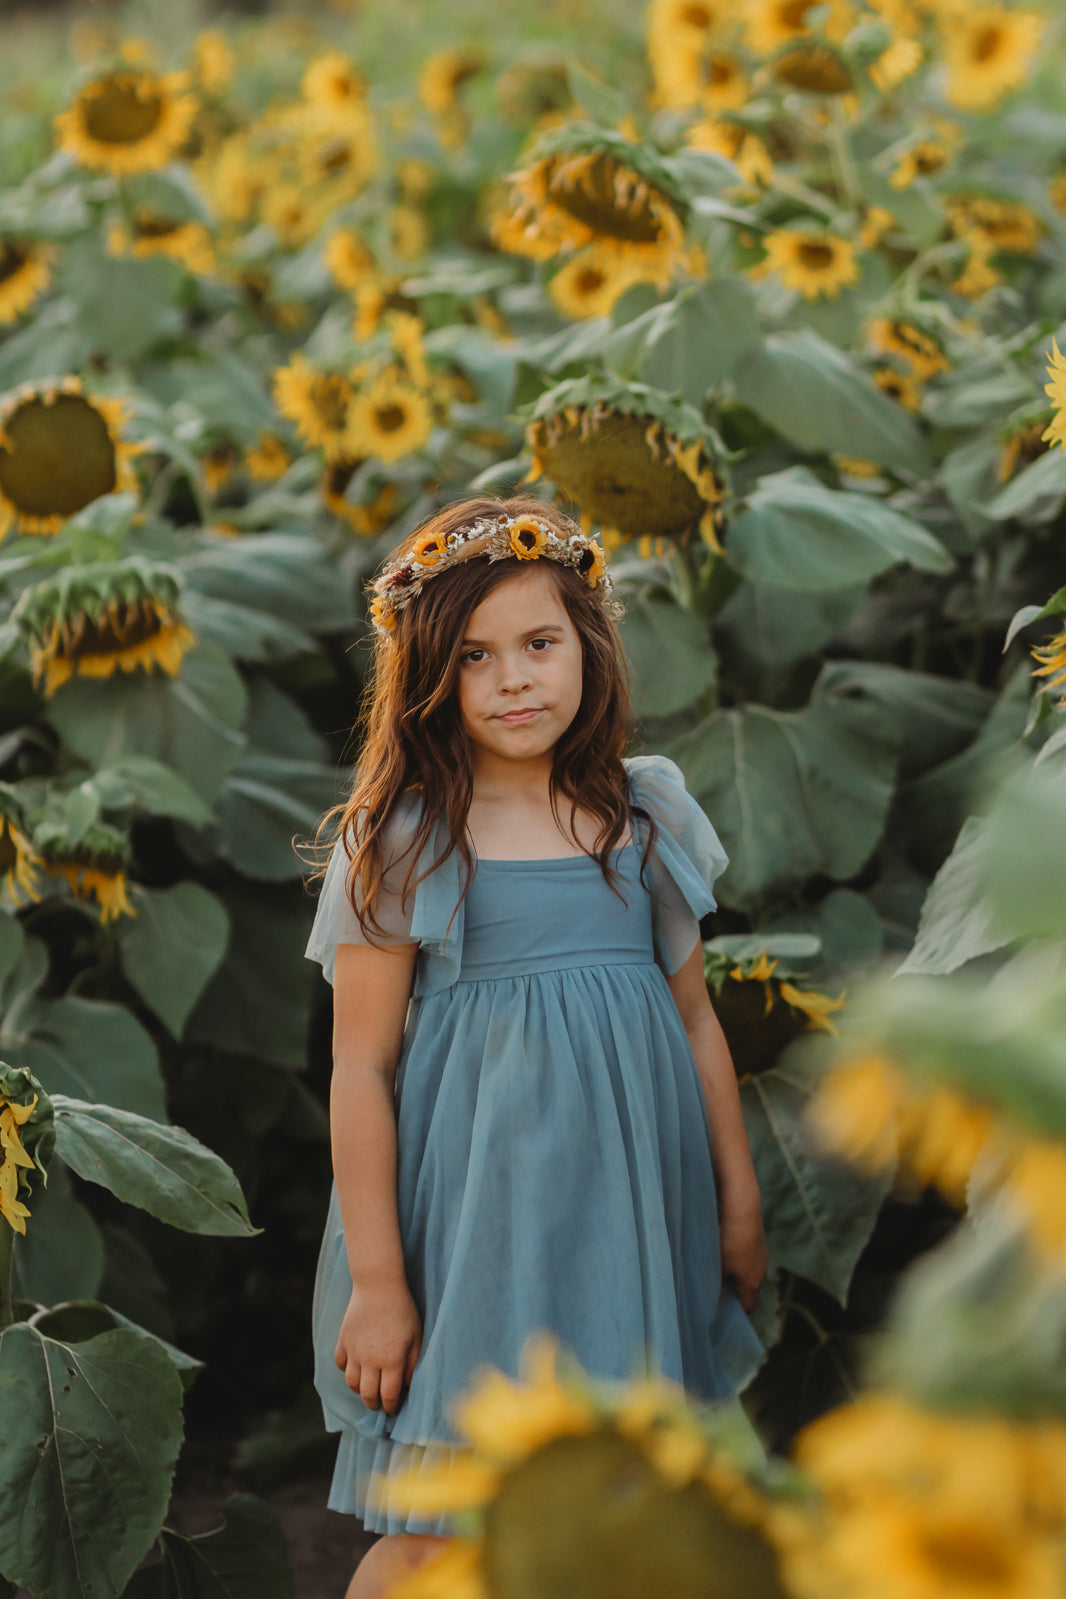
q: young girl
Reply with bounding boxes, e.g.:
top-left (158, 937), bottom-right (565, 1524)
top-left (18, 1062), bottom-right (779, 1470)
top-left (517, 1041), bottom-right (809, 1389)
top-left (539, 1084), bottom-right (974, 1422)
top-left (304, 495), bottom-right (768, 1598)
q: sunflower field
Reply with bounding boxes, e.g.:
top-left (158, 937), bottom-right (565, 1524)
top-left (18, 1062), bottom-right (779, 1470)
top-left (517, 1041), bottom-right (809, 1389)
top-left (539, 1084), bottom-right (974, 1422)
top-left (1, 0), bottom-right (1066, 1594)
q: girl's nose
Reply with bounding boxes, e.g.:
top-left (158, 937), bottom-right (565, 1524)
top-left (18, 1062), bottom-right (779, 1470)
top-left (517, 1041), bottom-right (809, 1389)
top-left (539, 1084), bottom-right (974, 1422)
top-left (498, 655), bottom-right (533, 693)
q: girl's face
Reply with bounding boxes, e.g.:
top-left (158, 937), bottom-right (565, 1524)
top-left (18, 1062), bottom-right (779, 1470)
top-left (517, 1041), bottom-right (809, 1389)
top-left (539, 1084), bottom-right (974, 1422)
top-left (456, 565), bottom-right (584, 772)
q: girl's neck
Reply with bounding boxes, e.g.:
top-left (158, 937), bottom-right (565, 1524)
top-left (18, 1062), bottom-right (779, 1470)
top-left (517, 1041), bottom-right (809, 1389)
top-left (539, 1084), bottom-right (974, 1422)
top-left (469, 748), bottom-right (554, 802)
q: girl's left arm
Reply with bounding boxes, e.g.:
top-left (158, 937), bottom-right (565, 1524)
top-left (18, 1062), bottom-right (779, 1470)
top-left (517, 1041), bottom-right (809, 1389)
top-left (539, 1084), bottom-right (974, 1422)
top-left (667, 943), bottom-right (768, 1313)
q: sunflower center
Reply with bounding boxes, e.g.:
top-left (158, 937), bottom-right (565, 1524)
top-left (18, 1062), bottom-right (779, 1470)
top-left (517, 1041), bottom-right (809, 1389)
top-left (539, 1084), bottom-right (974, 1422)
top-left (781, 0), bottom-right (813, 28)
top-left (0, 242), bottom-right (29, 284)
top-left (914, 146), bottom-right (945, 173)
top-left (530, 410), bottom-right (707, 539)
top-left (310, 376), bottom-right (353, 431)
top-left (373, 404), bottom-right (407, 433)
top-left (707, 55), bottom-right (738, 86)
top-left (774, 45), bottom-right (852, 92)
top-left (577, 267), bottom-right (607, 293)
top-left (547, 155), bottom-right (669, 244)
top-left (83, 75), bottom-right (164, 146)
top-left (133, 211), bottom-right (181, 241)
top-left (797, 239), bottom-right (836, 269)
top-left (973, 25), bottom-right (1003, 62)
top-left (917, 1524), bottom-right (1016, 1585)
top-left (0, 394), bottom-right (117, 519)
top-left (58, 599), bottom-right (164, 661)
top-left (682, 3), bottom-right (714, 27)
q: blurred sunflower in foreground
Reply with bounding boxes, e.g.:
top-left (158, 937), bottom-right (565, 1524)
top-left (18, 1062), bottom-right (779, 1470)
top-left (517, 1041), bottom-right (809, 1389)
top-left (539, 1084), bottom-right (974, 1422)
top-left (0, 378), bottom-right (142, 540)
top-left (384, 1333), bottom-right (792, 1599)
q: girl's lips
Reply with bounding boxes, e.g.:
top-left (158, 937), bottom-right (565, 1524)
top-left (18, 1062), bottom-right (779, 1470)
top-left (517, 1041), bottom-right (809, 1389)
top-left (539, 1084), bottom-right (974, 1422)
top-left (496, 708), bottom-right (542, 724)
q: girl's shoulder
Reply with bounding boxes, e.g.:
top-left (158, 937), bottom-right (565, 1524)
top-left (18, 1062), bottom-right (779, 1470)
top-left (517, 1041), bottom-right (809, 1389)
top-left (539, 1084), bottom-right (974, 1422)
top-left (624, 754), bottom-right (701, 833)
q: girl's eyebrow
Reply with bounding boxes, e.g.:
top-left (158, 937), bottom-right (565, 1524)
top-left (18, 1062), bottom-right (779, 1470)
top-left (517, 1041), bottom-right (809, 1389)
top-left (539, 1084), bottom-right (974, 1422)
top-left (461, 623), bottom-right (565, 646)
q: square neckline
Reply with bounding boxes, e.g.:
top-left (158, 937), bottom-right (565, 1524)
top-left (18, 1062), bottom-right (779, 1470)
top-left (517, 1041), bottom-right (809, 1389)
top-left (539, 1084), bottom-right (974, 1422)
top-left (474, 842), bottom-right (638, 869)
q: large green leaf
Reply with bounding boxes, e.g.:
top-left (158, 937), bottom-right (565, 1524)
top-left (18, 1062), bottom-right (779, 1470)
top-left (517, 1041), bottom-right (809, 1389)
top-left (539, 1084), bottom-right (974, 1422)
top-left (179, 532), bottom-right (358, 636)
top-left (88, 753), bottom-right (214, 825)
top-left (180, 593), bottom-right (317, 664)
top-left (0, 1323), bottom-right (183, 1599)
top-left (46, 642), bottom-right (247, 806)
top-left (26, 1302), bottom-right (202, 1389)
top-left (605, 280), bottom-right (760, 399)
top-left (895, 813), bottom-right (1012, 976)
top-left (715, 579), bottom-right (866, 666)
top-left (1, 994), bottom-right (166, 1121)
top-left (11, 1160), bottom-right (105, 1307)
top-left (726, 468), bottom-right (953, 591)
top-left (59, 243), bottom-right (184, 362)
top-left (740, 1046), bottom-right (894, 1304)
top-left (0, 911), bottom-right (24, 991)
top-left (983, 444), bottom-right (1066, 523)
top-left (668, 684), bottom-right (901, 910)
top-left (732, 331), bottom-right (931, 473)
top-left (620, 592), bottom-right (717, 717)
top-left (215, 753), bottom-right (345, 880)
top-left (52, 1096), bottom-right (259, 1237)
top-left (984, 755), bottom-right (1066, 945)
top-left (117, 883), bottom-right (231, 1039)
top-left (186, 886), bottom-right (317, 1070)
top-left (123, 1494), bottom-right (295, 1599)
top-left (817, 661), bottom-right (992, 781)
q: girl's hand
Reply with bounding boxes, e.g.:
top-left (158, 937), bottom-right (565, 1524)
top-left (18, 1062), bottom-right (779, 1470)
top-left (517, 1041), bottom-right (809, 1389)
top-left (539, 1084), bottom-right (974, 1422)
top-left (335, 1278), bottom-right (423, 1417)
top-left (719, 1203), bottom-right (769, 1315)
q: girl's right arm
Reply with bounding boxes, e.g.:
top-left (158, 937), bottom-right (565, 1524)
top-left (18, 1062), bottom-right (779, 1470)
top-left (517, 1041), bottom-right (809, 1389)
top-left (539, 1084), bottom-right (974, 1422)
top-left (331, 937), bottom-right (420, 1417)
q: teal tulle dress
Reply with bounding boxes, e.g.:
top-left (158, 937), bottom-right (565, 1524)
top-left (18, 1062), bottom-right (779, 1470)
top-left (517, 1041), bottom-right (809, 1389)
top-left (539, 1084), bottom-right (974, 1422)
top-left (304, 754), bottom-right (765, 1535)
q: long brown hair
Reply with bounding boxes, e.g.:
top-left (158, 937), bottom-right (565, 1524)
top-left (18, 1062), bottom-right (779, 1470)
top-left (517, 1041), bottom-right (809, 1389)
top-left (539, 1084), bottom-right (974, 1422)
top-left (308, 495), bottom-right (650, 940)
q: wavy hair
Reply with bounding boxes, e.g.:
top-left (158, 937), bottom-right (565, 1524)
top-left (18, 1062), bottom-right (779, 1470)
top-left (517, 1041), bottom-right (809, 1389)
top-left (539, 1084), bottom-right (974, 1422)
top-left (307, 495), bottom-right (652, 940)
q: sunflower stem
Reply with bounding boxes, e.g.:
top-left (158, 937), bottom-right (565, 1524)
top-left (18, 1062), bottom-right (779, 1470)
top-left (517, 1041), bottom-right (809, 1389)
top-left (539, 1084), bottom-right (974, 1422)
top-left (827, 103), bottom-right (860, 210)
top-left (0, 1223), bottom-right (15, 1331)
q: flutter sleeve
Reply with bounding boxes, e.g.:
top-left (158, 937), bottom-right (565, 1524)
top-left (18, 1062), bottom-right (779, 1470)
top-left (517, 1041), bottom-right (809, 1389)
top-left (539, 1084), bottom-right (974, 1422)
top-left (625, 753), bottom-right (730, 974)
top-left (303, 800), bottom-right (421, 988)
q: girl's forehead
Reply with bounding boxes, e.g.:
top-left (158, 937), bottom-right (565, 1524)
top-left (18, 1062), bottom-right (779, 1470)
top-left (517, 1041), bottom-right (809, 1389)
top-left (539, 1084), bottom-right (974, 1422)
top-left (465, 567), bottom-right (571, 634)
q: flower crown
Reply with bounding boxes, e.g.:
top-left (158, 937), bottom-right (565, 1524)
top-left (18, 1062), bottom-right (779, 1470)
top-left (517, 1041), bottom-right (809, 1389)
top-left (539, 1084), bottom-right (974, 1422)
top-left (368, 511), bottom-right (612, 639)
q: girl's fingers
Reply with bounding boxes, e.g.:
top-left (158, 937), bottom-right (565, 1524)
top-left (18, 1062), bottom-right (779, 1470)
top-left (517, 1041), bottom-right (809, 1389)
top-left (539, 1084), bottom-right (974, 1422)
top-left (379, 1370), bottom-right (404, 1415)
top-left (404, 1339), bottom-right (421, 1387)
top-left (345, 1360), bottom-right (362, 1392)
top-left (359, 1367), bottom-right (381, 1409)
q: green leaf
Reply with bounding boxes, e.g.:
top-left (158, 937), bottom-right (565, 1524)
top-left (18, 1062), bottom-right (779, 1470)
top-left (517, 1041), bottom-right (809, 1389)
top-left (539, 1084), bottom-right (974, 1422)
top-left (985, 756), bottom-right (1066, 944)
top-left (25, 1302), bottom-right (202, 1388)
top-left (896, 813), bottom-right (1012, 976)
top-left (117, 884), bottom-right (230, 1040)
top-left (565, 62), bottom-right (628, 126)
top-left (52, 1096), bottom-right (259, 1237)
top-left (215, 754), bottom-right (345, 880)
top-left (11, 1160), bottom-right (105, 1306)
top-left (983, 444), bottom-right (1066, 522)
top-left (740, 1045), bottom-right (894, 1304)
top-left (180, 533), bottom-right (358, 637)
top-left (668, 681), bottom-right (901, 910)
top-left (620, 592), bottom-right (717, 718)
top-left (127, 1494), bottom-right (296, 1599)
top-left (1003, 581), bottom-right (1066, 650)
top-left (817, 661), bottom-right (992, 781)
top-left (59, 244), bottom-right (184, 362)
top-left (90, 753), bottom-right (214, 825)
top-left (716, 578), bottom-right (865, 666)
top-left (1, 995), bottom-right (166, 1121)
top-left (605, 280), bottom-right (761, 399)
top-left (726, 468), bottom-right (953, 591)
top-left (46, 642), bottom-right (247, 806)
top-left (732, 331), bottom-right (931, 473)
top-left (921, 368), bottom-right (1035, 430)
top-left (767, 888), bottom-right (885, 981)
top-left (186, 887), bottom-right (317, 1070)
top-left (180, 592), bottom-right (317, 663)
top-left (0, 911), bottom-right (24, 991)
top-left (0, 1322), bottom-right (184, 1599)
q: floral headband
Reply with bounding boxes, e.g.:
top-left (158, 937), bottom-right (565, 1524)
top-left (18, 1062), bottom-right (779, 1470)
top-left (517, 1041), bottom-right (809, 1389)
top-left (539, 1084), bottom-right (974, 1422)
top-left (368, 510), bottom-right (612, 639)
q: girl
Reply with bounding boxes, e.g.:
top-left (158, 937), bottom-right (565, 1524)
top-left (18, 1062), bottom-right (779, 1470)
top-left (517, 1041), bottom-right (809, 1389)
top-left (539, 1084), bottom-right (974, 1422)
top-left (304, 495), bottom-right (768, 1599)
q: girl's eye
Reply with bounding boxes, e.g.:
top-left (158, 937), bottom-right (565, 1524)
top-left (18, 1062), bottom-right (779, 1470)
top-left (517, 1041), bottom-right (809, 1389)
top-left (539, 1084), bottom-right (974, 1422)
top-left (529, 637), bottom-right (552, 652)
top-left (461, 648), bottom-right (487, 665)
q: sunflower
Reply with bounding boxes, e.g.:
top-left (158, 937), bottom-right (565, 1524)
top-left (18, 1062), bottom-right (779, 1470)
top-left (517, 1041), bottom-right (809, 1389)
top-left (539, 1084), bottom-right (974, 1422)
top-left (507, 516), bottom-right (551, 560)
top-left (200, 442), bottom-right (237, 494)
top-left (943, 6), bottom-right (1043, 111)
top-left (869, 32), bottom-right (924, 90)
top-left (0, 1088), bottom-right (37, 1235)
top-left (992, 1133), bottom-right (1066, 1265)
top-left (751, 229), bottom-right (860, 300)
top-left (527, 391), bottom-right (725, 552)
top-left (997, 419), bottom-right (1049, 482)
top-left (708, 954), bottom-right (844, 1075)
top-left (495, 58), bottom-right (573, 124)
top-left (189, 30), bottom-right (235, 96)
top-left (260, 183), bottom-right (333, 249)
top-left (873, 366), bottom-right (923, 411)
top-left (389, 204), bottom-right (430, 262)
top-left (890, 136), bottom-right (954, 189)
top-left (952, 235), bottom-right (1001, 299)
top-left (687, 116), bottom-right (773, 187)
top-left (858, 206), bottom-right (896, 248)
top-left (383, 1334), bottom-right (788, 1599)
top-left (647, 0), bottom-right (749, 112)
top-left (1029, 625), bottom-right (1066, 700)
top-left (548, 248), bottom-right (645, 319)
top-left (0, 240), bottom-right (56, 326)
top-left (55, 68), bottom-right (198, 174)
top-left (301, 53), bottom-right (368, 116)
top-left (107, 209), bottom-right (216, 275)
top-left (945, 194), bottom-right (1042, 254)
top-left (324, 227), bottom-right (376, 291)
top-left (273, 356), bottom-right (359, 462)
top-left (1043, 339), bottom-right (1066, 451)
top-left (244, 431), bottom-right (292, 483)
top-left (0, 796), bottom-right (43, 908)
top-left (37, 821), bottom-right (136, 925)
top-left (347, 369), bottom-right (433, 463)
top-left (386, 312), bottom-right (431, 389)
top-left (771, 42), bottom-right (853, 93)
top-left (0, 378), bottom-right (141, 541)
top-left (745, 0), bottom-right (854, 54)
top-left (411, 529), bottom-right (450, 567)
top-left (491, 127), bottom-right (690, 285)
top-left (12, 557), bottom-right (196, 699)
top-left (418, 47), bottom-right (485, 116)
top-left (324, 470), bottom-right (398, 537)
top-left (867, 317), bottom-right (948, 379)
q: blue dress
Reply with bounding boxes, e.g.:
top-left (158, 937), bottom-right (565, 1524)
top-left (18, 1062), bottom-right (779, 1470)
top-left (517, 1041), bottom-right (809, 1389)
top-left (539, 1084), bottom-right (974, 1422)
top-left (304, 754), bottom-right (765, 1535)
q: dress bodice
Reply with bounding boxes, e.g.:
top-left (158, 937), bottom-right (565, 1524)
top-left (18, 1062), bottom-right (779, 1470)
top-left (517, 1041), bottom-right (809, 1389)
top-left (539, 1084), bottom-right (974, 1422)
top-left (455, 845), bottom-right (654, 982)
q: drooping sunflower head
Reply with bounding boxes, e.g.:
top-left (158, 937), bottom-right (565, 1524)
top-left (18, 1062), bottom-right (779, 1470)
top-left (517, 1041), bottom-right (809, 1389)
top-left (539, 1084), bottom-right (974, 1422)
top-left (384, 1333), bottom-right (791, 1599)
top-left (705, 949), bottom-right (846, 1076)
top-left (55, 68), bottom-right (198, 174)
top-left (996, 416), bottom-right (1051, 483)
top-left (0, 1062), bottom-right (53, 1237)
top-left (866, 317), bottom-right (949, 380)
top-left (942, 5), bottom-right (1043, 111)
top-left (495, 57), bottom-right (572, 124)
top-left (107, 207), bottom-right (216, 275)
top-left (346, 368), bottom-right (434, 464)
top-left (944, 193), bottom-right (1043, 254)
top-left (0, 785), bottom-right (43, 909)
top-left (0, 240), bottom-right (56, 327)
top-left (323, 463), bottom-right (399, 537)
top-left (770, 41), bottom-right (854, 93)
top-left (0, 377), bottom-right (142, 542)
top-left (751, 227), bottom-right (860, 300)
top-left (873, 366), bottom-right (924, 411)
top-left (491, 125), bottom-right (691, 284)
top-left (11, 556), bottom-right (195, 699)
top-left (244, 431), bottom-right (293, 483)
top-left (34, 817), bottom-right (136, 925)
top-left (525, 377), bottom-right (727, 551)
